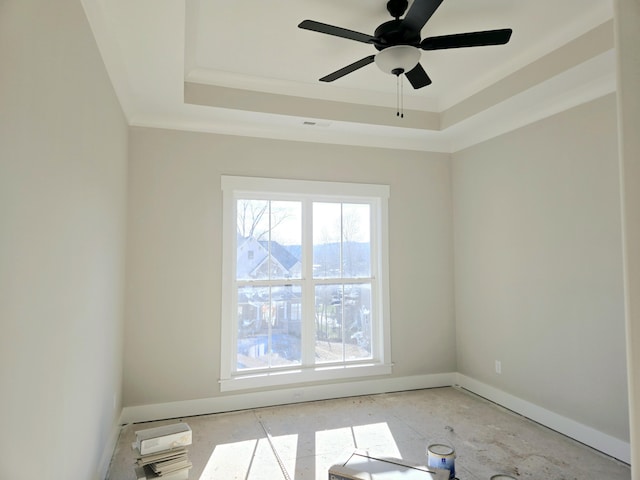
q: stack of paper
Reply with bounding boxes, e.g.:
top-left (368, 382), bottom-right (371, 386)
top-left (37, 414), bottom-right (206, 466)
top-left (132, 423), bottom-right (193, 480)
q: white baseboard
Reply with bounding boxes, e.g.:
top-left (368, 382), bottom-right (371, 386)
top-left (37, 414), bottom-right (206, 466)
top-left (116, 372), bottom-right (630, 467)
top-left (120, 372), bottom-right (455, 424)
top-left (98, 411), bottom-right (125, 480)
top-left (455, 374), bottom-right (631, 464)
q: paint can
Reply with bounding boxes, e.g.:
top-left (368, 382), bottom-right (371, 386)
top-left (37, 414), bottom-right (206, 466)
top-left (490, 476), bottom-right (516, 480)
top-left (427, 443), bottom-right (456, 479)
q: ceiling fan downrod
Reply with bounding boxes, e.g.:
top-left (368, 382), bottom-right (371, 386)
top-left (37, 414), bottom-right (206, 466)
top-left (386, 0), bottom-right (409, 19)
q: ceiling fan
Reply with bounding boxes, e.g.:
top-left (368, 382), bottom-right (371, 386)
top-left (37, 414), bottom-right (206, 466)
top-left (298, 0), bottom-right (513, 89)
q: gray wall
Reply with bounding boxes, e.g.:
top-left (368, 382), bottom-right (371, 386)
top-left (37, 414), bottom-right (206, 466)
top-left (124, 128), bottom-right (455, 406)
top-left (615, 0), bottom-right (640, 475)
top-left (0, 1), bottom-right (128, 479)
top-left (452, 94), bottom-right (629, 441)
top-left (124, 96), bottom-right (630, 449)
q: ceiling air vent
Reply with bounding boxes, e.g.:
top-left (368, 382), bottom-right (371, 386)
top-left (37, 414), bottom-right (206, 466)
top-left (302, 120), bottom-right (332, 127)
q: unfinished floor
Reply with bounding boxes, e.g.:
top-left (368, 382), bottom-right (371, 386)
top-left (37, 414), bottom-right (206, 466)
top-left (107, 387), bottom-right (630, 480)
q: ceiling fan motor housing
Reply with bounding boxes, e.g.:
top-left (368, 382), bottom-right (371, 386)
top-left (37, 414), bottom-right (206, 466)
top-left (374, 19), bottom-right (421, 51)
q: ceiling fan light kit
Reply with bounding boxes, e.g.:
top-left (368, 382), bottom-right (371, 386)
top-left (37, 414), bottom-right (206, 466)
top-left (374, 45), bottom-right (421, 75)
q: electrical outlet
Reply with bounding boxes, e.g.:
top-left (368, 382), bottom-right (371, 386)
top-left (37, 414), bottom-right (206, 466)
top-left (495, 360), bottom-right (502, 374)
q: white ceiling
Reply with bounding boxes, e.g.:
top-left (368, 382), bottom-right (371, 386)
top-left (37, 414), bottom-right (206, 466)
top-left (83, 0), bottom-right (616, 152)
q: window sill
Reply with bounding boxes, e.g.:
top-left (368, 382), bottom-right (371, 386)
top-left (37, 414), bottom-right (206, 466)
top-left (219, 363), bottom-right (393, 392)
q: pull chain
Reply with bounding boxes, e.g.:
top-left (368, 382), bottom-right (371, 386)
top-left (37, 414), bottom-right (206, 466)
top-left (395, 73), bottom-right (405, 118)
top-left (396, 74), bottom-right (400, 117)
top-left (400, 74), bottom-right (404, 118)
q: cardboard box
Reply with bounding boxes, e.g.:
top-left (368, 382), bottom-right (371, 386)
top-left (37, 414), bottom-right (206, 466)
top-left (328, 450), bottom-right (450, 480)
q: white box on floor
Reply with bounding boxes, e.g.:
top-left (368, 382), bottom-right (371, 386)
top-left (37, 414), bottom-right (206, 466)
top-left (134, 423), bottom-right (192, 455)
top-left (329, 450), bottom-right (450, 480)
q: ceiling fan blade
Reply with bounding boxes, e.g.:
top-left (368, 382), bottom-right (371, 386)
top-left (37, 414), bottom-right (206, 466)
top-left (319, 55), bottom-right (376, 82)
top-left (420, 29), bottom-right (513, 50)
top-left (298, 20), bottom-right (376, 44)
top-left (402, 0), bottom-right (444, 33)
top-left (405, 63), bottom-right (432, 89)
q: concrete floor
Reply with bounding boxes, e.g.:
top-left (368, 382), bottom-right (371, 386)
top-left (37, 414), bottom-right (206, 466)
top-left (107, 387), bottom-right (630, 480)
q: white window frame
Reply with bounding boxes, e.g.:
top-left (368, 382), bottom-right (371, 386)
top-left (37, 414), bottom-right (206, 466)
top-left (220, 176), bottom-right (392, 392)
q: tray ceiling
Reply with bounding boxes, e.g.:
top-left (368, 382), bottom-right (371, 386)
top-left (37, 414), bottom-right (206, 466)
top-left (83, 0), bottom-right (615, 152)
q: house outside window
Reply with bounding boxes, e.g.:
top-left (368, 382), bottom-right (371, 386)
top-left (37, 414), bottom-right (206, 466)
top-left (220, 176), bottom-right (391, 391)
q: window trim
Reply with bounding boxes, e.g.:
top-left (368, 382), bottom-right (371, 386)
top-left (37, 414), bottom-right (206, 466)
top-left (220, 175), bottom-right (392, 392)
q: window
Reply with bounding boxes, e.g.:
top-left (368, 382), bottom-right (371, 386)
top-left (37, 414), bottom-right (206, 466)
top-left (220, 176), bottom-right (391, 391)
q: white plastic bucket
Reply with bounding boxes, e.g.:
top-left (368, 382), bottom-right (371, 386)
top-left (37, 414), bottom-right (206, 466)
top-left (427, 443), bottom-right (456, 479)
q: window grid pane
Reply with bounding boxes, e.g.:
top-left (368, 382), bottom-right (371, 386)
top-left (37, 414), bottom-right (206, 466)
top-left (314, 283), bottom-right (372, 364)
top-left (237, 285), bottom-right (302, 371)
top-left (342, 203), bottom-right (371, 278)
top-left (236, 199), bottom-right (301, 282)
